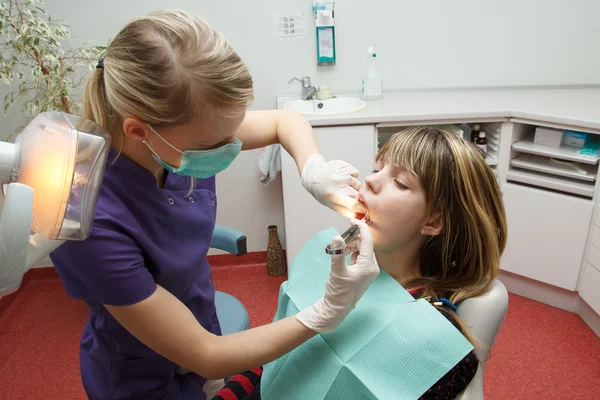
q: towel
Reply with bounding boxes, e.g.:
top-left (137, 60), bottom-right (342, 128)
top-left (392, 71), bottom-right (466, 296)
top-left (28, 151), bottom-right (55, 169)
top-left (261, 227), bottom-right (474, 400)
top-left (258, 144), bottom-right (281, 185)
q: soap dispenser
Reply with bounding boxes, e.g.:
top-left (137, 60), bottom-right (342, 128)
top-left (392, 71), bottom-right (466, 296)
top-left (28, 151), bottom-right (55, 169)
top-left (314, 0), bottom-right (336, 66)
top-left (361, 45), bottom-right (382, 101)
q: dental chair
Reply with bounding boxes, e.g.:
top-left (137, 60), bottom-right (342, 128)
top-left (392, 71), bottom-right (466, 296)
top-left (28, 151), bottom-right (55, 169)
top-left (455, 279), bottom-right (509, 400)
top-left (210, 225), bottom-right (251, 335)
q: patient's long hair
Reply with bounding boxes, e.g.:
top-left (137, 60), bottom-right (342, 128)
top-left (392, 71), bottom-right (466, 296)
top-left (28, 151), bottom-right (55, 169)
top-left (377, 127), bottom-right (507, 348)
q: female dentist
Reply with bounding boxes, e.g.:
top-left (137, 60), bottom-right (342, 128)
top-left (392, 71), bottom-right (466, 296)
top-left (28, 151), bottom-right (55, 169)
top-left (49, 9), bottom-right (378, 400)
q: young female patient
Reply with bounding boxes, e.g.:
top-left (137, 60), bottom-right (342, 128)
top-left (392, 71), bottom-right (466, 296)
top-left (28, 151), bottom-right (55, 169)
top-left (212, 126), bottom-right (508, 400)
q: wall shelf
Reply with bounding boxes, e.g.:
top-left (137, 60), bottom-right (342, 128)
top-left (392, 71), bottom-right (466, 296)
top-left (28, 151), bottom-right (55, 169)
top-left (506, 169), bottom-right (595, 198)
top-left (510, 153), bottom-right (597, 182)
top-left (376, 122), bottom-right (501, 168)
top-left (512, 135), bottom-right (600, 165)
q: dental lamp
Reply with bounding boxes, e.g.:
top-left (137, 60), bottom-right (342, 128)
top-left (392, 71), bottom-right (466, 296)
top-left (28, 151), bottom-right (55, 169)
top-left (0, 111), bottom-right (110, 297)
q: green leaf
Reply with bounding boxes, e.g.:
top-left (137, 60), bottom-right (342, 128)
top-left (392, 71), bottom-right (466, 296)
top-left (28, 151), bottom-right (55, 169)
top-left (0, 0), bottom-right (107, 118)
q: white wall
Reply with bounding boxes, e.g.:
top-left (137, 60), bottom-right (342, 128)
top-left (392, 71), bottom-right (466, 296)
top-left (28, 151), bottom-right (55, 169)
top-left (3, 0), bottom-right (600, 257)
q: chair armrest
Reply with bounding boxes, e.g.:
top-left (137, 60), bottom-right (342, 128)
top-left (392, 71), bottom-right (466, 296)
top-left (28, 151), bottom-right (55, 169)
top-left (210, 225), bottom-right (247, 256)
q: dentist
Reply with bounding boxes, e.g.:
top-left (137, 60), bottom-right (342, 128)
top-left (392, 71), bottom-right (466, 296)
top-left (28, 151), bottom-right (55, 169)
top-left (49, 9), bottom-right (378, 400)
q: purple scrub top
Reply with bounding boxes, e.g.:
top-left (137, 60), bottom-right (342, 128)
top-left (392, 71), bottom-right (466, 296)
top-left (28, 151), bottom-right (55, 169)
top-left (50, 149), bottom-right (221, 400)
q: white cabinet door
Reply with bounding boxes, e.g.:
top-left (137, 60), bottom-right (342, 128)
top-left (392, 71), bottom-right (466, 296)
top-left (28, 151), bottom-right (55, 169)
top-left (501, 183), bottom-right (593, 291)
top-left (579, 262), bottom-right (600, 314)
top-left (281, 125), bottom-right (376, 268)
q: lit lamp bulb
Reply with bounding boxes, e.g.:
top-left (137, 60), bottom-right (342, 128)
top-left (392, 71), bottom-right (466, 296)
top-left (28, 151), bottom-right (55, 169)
top-left (17, 122), bottom-right (77, 239)
top-left (0, 112), bottom-right (110, 296)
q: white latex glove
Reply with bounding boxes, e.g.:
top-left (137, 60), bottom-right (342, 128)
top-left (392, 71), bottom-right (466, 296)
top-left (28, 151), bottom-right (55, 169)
top-left (295, 218), bottom-right (379, 333)
top-left (301, 153), bottom-right (368, 218)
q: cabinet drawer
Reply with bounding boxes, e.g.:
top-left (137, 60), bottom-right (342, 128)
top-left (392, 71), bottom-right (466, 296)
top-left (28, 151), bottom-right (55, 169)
top-left (500, 183), bottom-right (593, 291)
top-left (587, 244), bottom-right (600, 271)
top-left (580, 263), bottom-right (600, 315)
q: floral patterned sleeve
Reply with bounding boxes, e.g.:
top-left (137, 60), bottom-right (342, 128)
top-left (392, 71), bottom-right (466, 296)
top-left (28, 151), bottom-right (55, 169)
top-left (211, 367), bottom-right (263, 400)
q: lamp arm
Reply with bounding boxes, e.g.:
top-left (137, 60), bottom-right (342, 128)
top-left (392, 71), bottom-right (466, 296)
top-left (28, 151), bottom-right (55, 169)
top-left (0, 183), bottom-right (66, 297)
top-left (0, 183), bottom-right (34, 297)
top-left (25, 234), bottom-right (65, 271)
top-left (0, 141), bottom-right (16, 183)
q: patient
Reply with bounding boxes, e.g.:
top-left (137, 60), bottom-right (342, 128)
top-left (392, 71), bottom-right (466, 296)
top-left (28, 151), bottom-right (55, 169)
top-left (212, 126), bottom-right (507, 399)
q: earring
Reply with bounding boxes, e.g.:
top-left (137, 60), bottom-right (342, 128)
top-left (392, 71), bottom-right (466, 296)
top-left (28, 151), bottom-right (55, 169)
top-left (420, 229), bottom-right (425, 236)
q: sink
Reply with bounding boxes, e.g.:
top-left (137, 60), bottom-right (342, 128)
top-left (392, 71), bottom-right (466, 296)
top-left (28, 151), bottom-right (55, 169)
top-left (282, 97), bottom-right (367, 116)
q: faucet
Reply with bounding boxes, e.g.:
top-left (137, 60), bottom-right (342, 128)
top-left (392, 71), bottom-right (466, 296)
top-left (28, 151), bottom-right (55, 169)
top-left (288, 76), bottom-right (319, 100)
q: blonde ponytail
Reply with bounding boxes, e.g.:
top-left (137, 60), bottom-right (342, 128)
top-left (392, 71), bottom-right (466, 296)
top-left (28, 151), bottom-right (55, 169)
top-left (82, 68), bottom-right (107, 127)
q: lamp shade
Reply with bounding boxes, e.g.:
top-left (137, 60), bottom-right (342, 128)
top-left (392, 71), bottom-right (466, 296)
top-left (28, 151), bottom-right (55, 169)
top-left (14, 112), bottom-right (111, 240)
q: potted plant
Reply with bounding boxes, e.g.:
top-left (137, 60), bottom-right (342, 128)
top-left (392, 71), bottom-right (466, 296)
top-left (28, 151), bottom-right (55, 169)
top-left (0, 0), bottom-right (106, 140)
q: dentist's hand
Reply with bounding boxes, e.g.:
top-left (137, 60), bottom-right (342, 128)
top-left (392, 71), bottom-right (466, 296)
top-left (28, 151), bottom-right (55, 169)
top-left (300, 153), bottom-right (369, 218)
top-left (295, 219), bottom-right (379, 333)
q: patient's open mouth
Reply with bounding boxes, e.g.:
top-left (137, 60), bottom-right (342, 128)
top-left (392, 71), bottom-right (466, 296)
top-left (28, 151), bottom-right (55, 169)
top-left (355, 195), bottom-right (370, 223)
top-left (354, 210), bottom-right (371, 223)
top-left (364, 211), bottom-right (371, 223)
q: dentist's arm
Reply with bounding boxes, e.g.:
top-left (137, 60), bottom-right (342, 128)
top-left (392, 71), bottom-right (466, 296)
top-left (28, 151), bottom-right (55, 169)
top-left (107, 286), bottom-right (314, 379)
top-left (235, 109), bottom-right (318, 173)
top-left (105, 219), bottom-right (378, 379)
top-left (235, 110), bottom-right (367, 217)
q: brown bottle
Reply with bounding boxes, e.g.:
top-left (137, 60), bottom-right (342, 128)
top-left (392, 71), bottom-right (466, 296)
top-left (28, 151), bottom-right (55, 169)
top-left (470, 124), bottom-right (481, 143)
top-left (266, 225), bottom-right (287, 276)
top-left (475, 131), bottom-right (487, 158)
